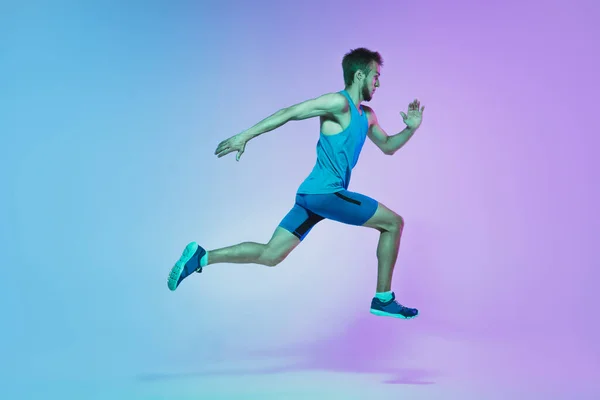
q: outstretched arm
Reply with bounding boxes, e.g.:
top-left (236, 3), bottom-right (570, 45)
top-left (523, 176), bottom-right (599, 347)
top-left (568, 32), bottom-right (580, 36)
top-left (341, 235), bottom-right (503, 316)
top-left (215, 93), bottom-right (347, 160)
top-left (366, 99), bottom-right (424, 156)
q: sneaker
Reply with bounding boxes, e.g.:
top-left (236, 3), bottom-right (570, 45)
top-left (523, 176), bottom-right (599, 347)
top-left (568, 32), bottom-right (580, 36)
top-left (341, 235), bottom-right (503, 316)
top-left (167, 242), bottom-right (206, 291)
top-left (370, 292), bottom-right (418, 319)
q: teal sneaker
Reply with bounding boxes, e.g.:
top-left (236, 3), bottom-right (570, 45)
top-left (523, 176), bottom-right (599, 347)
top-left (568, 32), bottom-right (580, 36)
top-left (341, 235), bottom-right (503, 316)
top-left (370, 292), bottom-right (418, 319)
top-left (167, 242), bottom-right (205, 291)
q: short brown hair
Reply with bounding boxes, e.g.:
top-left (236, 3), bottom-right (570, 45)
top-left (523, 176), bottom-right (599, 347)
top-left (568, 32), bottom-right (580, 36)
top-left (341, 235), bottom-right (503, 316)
top-left (342, 48), bottom-right (384, 86)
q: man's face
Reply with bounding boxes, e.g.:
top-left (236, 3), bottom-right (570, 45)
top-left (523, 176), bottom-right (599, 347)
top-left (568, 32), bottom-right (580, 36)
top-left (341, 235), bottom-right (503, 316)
top-left (361, 62), bottom-right (381, 102)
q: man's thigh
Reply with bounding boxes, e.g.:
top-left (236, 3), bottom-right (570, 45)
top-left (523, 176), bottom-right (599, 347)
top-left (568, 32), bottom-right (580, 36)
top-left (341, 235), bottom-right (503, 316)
top-left (278, 198), bottom-right (325, 241)
top-left (299, 190), bottom-right (379, 227)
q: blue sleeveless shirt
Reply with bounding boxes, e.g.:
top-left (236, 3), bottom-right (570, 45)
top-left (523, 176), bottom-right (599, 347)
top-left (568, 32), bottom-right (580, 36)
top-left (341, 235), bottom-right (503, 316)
top-left (296, 90), bottom-right (369, 194)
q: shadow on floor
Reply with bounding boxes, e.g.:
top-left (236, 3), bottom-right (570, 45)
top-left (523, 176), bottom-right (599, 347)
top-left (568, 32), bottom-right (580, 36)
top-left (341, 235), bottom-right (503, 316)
top-left (139, 314), bottom-right (439, 385)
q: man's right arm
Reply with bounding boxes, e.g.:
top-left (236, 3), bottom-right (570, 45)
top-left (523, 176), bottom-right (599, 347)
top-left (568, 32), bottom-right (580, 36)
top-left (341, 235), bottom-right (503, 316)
top-left (240, 92), bottom-right (347, 140)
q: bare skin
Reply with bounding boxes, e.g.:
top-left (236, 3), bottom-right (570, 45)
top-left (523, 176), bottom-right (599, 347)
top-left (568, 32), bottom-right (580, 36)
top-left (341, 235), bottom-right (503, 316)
top-left (207, 203), bottom-right (403, 293)
top-left (206, 227), bottom-right (300, 267)
top-left (209, 60), bottom-right (424, 293)
top-left (361, 203), bottom-right (405, 292)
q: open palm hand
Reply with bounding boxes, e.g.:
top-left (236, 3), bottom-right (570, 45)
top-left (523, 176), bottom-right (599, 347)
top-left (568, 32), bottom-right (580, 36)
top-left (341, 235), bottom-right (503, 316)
top-left (400, 99), bottom-right (425, 130)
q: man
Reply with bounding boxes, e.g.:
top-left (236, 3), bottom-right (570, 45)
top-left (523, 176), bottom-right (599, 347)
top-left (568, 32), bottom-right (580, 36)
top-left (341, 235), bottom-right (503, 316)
top-left (167, 48), bottom-right (424, 319)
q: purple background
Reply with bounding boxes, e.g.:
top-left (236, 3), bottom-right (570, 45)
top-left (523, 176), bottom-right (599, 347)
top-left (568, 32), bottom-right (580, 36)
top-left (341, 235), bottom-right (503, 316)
top-left (2, 0), bottom-right (599, 398)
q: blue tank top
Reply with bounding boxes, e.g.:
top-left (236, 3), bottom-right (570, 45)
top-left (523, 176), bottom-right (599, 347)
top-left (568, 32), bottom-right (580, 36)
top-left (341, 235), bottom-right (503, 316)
top-left (296, 90), bottom-right (369, 194)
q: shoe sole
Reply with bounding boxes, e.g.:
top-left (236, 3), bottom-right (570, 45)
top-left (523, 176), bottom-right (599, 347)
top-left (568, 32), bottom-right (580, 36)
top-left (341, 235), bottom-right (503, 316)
top-left (167, 242), bottom-right (199, 291)
top-left (370, 309), bottom-right (418, 319)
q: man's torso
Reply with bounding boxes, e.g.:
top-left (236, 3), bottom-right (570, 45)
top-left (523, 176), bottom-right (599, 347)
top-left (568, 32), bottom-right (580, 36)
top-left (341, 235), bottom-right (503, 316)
top-left (296, 90), bottom-right (371, 195)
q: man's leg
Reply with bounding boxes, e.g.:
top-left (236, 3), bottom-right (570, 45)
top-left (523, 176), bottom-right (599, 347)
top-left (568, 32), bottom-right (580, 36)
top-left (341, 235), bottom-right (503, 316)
top-left (361, 202), bottom-right (418, 318)
top-left (168, 197), bottom-right (322, 291)
top-left (206, 227), bottom-right (300, 267)
top-left (299, 191), bottom-right (404, 293)
top-left (361, 202), bottom-right (404, 293)
top-left (168, 227), bottom-right (300, 291)
top-left (300, 190), bottom-right (417, 318)
top-left (206, 197), bottom-right (321, 267)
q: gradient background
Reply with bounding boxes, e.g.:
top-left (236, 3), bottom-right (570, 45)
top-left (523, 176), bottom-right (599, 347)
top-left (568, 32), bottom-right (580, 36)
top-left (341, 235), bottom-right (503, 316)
top-left (2, 0), bottom-right (599, 399)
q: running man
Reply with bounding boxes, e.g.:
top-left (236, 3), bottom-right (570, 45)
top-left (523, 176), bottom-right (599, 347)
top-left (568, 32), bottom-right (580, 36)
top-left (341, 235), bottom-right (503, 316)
top-left (168, 48), bottom-right (424, 319)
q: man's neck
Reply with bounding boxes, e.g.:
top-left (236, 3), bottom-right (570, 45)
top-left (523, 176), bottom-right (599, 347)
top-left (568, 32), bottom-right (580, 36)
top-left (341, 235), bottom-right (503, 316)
top-left (344, 85), bottom-right (363, 108)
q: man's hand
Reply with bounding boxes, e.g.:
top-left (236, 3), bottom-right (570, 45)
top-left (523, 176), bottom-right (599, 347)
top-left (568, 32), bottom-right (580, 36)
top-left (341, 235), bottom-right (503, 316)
top-left (400, 99), bottom-right (425, 130)
top-left (215, 133), bottom-right (250, 161)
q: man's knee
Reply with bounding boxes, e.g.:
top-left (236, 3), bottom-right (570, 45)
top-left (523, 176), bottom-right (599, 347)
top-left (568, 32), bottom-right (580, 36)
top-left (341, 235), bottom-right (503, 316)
top-left (260, 227), bottom-right (301, 267)
top-left (380, 212), bottom-right (404, 233)
top-left (390, 213), bottom-right (404, 232)
top-left (261, 248), bottom-right (289, 267)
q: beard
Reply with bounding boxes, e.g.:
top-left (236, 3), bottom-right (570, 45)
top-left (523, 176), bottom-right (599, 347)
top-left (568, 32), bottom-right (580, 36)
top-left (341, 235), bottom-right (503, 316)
top-left (362, 83), bottom-right (372, 101)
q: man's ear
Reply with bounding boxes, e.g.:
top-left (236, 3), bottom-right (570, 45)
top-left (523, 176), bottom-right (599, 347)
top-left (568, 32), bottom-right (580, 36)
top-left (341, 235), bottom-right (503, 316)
top-left (354, 69), bottom-right (364, 83)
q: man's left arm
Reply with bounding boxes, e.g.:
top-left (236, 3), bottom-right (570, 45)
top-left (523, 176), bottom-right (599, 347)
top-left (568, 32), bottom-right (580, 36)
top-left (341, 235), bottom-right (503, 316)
top-left (365, 100), bottom-right (424, 156)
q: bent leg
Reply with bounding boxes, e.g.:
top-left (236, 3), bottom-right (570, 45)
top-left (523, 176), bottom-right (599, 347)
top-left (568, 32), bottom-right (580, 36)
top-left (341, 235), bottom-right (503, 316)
top-left (207, 227), bottom-right (300, 267)
top-left (289, 190), bottom-right (416, 317)
top-left (207, 197), bottom-right (322, 267)
top-left (361, 203), bottom-right (404, 293)
top-left (301, 190), bottom-right (403, 293)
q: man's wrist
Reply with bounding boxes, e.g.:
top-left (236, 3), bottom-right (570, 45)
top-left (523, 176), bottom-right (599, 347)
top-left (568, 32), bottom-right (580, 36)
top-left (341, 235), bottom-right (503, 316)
top-left (239, 131), bottom-right (255, 141)
top-left (403, 126), bottom-right (417, 135)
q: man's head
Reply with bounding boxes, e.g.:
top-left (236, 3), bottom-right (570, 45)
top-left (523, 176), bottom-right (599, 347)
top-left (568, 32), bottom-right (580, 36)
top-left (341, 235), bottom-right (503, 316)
top-left (342, 47), bottom-right (383, 101)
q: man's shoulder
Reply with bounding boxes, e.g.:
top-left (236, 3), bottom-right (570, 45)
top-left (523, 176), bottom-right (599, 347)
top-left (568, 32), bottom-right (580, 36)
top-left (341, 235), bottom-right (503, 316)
top-left (318, 91), bottom-right (350, 115)
top-left (361, 105), bottom-right (378, 122)
top-left (362, 104), bottom-right (375, 114)
top-left (327, 91), bottom-right (350, 106)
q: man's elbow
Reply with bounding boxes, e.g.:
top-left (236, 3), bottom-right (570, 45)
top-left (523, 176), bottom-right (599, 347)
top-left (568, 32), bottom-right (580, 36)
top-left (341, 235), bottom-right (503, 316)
top-left (382, 143), bottom-right (396, 156)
